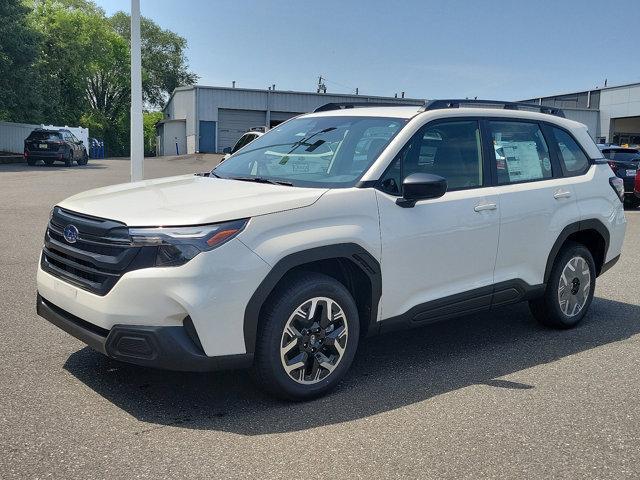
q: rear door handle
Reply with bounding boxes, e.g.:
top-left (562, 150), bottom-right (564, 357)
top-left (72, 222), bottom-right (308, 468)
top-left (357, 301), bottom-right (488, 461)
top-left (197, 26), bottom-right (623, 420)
top-left (553, 190), bottom-right (572, 199)
top-left (474, 202), bottom-right (497, 212)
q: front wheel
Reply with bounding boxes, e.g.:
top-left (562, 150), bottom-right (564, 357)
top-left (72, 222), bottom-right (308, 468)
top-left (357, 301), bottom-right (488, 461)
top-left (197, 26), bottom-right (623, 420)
top-left (77, 151), bottom-right (88, 166)
top-left (529, 241), bottom-right (596, 328)
top-left (253, 272), bottom-right (359, 400)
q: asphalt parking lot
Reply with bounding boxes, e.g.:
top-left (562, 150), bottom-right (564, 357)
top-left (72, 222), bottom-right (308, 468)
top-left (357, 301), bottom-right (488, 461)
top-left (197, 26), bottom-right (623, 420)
top-left (1, 157), bottom-right (639, 479)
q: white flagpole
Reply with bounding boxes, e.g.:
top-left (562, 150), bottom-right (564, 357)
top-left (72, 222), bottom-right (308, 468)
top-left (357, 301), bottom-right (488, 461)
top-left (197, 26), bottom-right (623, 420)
top-left (130, 0), bottom-right (144, 181)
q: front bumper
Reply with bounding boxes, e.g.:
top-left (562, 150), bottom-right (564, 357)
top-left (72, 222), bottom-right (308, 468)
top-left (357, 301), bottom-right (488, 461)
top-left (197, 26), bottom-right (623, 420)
top-left (37, 293), bottom-right (253, 371)
top-left (36, 238), bottom-right (271, 357)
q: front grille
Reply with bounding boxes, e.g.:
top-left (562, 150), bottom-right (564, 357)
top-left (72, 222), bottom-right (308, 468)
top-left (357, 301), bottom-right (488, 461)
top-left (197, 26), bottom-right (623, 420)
top-left (41, 207), bottom-right (156, 295)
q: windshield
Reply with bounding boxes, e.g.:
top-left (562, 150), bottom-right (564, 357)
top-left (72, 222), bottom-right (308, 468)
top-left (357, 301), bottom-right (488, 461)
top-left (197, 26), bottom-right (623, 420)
top-left (213, 116), bottom-right (406, 187)
top-left (602, 148), bottom-right (640, 161)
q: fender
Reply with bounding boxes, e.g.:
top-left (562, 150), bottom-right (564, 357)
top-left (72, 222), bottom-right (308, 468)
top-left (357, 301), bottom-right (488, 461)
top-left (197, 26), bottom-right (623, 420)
top-left (544, 219), bottom-right (610, 282)
top-left (242, 243), bottom-right (382, 354)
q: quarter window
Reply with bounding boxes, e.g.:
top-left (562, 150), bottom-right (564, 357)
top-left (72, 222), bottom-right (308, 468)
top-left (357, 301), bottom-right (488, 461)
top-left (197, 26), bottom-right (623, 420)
top-left (552, 128), bottom-right (590, 174)
top-left (379, 120), bottom-right (483, 195)
top-left (488, 121), bottom-right (552, 184)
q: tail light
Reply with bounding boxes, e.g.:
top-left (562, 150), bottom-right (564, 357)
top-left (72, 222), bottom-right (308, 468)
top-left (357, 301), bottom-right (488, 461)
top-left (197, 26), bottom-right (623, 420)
top-left (23, 150), bottom-right (28, 159)
top-left (609, 176), bottom-right (624, 202)
top-left (635, 170), bottom-right (640, 194)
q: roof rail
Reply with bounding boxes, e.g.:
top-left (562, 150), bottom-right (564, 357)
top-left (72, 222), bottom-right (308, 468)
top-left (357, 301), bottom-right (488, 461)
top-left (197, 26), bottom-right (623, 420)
top-left (313, 101), bottom-right (423, 113)
top-left (423, 99), bottom-right (566, 118)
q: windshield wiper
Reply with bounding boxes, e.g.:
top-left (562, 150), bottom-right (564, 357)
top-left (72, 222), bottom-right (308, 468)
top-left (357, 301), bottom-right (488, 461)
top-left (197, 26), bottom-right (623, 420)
top-left (230, 176), bottom-right (293, 186)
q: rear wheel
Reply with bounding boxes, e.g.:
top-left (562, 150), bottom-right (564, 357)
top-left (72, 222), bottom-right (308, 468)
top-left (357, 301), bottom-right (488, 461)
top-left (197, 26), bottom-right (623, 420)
top-left (529, 241), bottom-right (596, 328)
top-left (253, 272), bottom-right (359, 400)
top-left (64, 151), bottom-right (73, 167)
top-left (26, 158), bottom-right (36, 166)
top-left (44, 159), bottom-right (55, 166)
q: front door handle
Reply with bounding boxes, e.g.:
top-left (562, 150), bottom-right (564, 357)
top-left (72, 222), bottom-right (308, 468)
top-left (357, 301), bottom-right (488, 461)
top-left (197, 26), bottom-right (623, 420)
top-left (474, 202), bottom-right (497, 212)
top-left (553, 190), bottom-right (572, 199)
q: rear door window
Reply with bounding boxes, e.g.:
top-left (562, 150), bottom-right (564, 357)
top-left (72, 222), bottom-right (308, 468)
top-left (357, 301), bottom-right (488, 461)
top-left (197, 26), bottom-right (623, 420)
top-left (488, 121), bottom-right (552, 184)
top-left (552, 128), bottom-right (590, 175)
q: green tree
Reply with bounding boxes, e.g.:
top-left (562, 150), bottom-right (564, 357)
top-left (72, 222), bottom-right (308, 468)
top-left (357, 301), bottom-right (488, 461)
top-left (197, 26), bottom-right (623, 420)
top-left (4, 0), bottom-right (197, 156)
top-left (109, 11), bottom-right (198, 108)
top-left (0, 0), bottom-right (42, 122)
top-left (143, 111), bottom-right (163, 156)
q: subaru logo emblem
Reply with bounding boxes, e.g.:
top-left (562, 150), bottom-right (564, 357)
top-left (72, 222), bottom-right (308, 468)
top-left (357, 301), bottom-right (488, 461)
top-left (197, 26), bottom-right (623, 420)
top-left (63, 224), bottom-right (79, 244)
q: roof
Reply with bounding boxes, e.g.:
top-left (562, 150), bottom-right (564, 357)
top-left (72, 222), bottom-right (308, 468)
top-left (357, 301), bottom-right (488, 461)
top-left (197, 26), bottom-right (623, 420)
top-left (163, 84), bottom-right (424, 113)
top-left (522, 80), bottom-right (640, 101)
top-left (302, 105), bottom-right (584, 129)
top-left (303, 105), bottom-right (424, 119)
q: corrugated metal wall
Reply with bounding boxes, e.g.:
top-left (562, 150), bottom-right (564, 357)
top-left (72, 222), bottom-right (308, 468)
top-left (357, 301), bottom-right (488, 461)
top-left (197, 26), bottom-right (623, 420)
top-left (562, 108), bottom-right (600, 137)
top-left (188, 86), bottom-right (423, 153)
top-left (0, 121), bottom-right (39, 154)
top-left (0, 121), bottom-right (90, 155)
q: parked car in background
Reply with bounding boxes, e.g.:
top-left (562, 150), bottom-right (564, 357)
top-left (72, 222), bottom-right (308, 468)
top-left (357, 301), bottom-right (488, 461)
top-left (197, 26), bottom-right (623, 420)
top-left (24, 128), bottom-right (88, 167)
top-left (599, 145), bottom-right (640, 207)
top-left (221, 130), bottom-right (264, 161)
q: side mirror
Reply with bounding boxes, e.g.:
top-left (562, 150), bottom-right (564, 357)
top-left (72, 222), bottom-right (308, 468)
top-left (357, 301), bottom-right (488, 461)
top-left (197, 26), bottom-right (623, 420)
top-left (396, 173), bottom-right (447, 208)
top-left (222, 147), bottom-right (232, 154)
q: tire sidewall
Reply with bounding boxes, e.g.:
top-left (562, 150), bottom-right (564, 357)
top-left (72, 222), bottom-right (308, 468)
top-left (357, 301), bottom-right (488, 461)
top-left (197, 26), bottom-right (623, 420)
top-left (257, 274), bottom-right (360, 400)
top-left (547, 244), bottom-right (596, 327)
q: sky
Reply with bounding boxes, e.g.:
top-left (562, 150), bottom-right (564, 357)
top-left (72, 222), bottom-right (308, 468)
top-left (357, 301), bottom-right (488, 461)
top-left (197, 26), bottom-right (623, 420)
top-left (95, 0), bottom-right (640, 100)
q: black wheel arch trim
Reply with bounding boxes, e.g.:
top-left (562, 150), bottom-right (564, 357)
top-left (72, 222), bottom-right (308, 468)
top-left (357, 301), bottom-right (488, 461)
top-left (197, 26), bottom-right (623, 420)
top-left (544, 219), bottom-right (610, 282)
top-left (243, 243), bottom-right (382, 354)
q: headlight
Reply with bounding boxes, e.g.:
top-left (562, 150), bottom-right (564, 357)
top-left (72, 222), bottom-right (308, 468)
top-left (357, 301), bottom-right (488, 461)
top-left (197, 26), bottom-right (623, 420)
top-left (129, 218), bottom-right (248, 267)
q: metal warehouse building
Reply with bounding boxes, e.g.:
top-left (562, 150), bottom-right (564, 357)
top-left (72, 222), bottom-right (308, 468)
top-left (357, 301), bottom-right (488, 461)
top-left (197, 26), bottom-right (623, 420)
top-left (156, 86), bottom-right (423, 155)
top-left (522, 81), bottom-right (640, 144)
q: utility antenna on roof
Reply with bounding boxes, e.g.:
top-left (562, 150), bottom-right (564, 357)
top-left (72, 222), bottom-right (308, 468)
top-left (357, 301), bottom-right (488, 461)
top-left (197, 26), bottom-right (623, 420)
top-left (317, 75), bottom-right (327, 94)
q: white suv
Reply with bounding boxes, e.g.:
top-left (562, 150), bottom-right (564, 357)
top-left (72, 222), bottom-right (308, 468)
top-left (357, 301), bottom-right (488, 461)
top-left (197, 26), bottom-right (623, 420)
top-left (36, 100), bottom-right (626, 400)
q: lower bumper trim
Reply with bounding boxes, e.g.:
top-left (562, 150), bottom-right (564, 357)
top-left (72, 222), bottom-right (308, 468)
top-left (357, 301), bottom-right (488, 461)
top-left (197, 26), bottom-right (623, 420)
top-left (36, 293), bottom-right (253, 372)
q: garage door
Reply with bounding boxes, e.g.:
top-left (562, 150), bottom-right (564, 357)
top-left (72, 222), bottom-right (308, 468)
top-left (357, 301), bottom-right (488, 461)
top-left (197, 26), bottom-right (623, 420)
top-left (218, 109), bottom-right (266, 151)
top-left (270, 111), bottom-right (303, 127)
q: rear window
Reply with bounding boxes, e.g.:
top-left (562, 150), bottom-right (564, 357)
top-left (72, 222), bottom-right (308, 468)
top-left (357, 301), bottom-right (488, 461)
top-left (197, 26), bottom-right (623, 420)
top-left (552, 128), bottom-right (590, 174)
top-left (28, 131), bottom-right (62, 141)
top-left (602, 148), bottom-right (640, 161)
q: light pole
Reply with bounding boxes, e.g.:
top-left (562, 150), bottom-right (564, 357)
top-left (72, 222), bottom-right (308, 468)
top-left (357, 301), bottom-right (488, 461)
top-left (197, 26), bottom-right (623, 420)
top-left (130, 0), bottom-right (144, 181)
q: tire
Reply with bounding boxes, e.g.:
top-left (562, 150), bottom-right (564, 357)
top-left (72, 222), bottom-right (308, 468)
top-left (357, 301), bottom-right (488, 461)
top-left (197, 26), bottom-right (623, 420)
top-left (253, 272), bottom-right (360, 400)
top-left (44, 159), bottom-right (54, 166)
top-left (627, 197), bottom-right (640, 209)
top-left (64, 151), bottom-right (73, 167)
top-left (27, 158), bottom-right (36, 166)
top-left (529, 241), bottom-right (596, 329)
top-left (77, 151), bottom-right (88, 166)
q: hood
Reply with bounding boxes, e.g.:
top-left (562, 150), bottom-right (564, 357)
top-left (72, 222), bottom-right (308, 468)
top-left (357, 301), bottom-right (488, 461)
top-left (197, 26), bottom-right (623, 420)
top-left (57, 174), bottom-right (327, 226)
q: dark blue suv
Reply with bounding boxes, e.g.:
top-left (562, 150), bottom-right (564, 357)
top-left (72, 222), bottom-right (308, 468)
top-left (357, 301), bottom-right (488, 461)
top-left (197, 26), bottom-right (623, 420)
top-left (600, 146), bottom-right (640, 208)
top-left (24, 128), bottom-right (88, 167)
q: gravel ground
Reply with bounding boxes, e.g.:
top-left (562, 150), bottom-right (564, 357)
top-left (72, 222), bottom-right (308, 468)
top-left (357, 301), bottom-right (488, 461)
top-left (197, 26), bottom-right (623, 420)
top-left (1, 157), bottom-right (639, 479)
